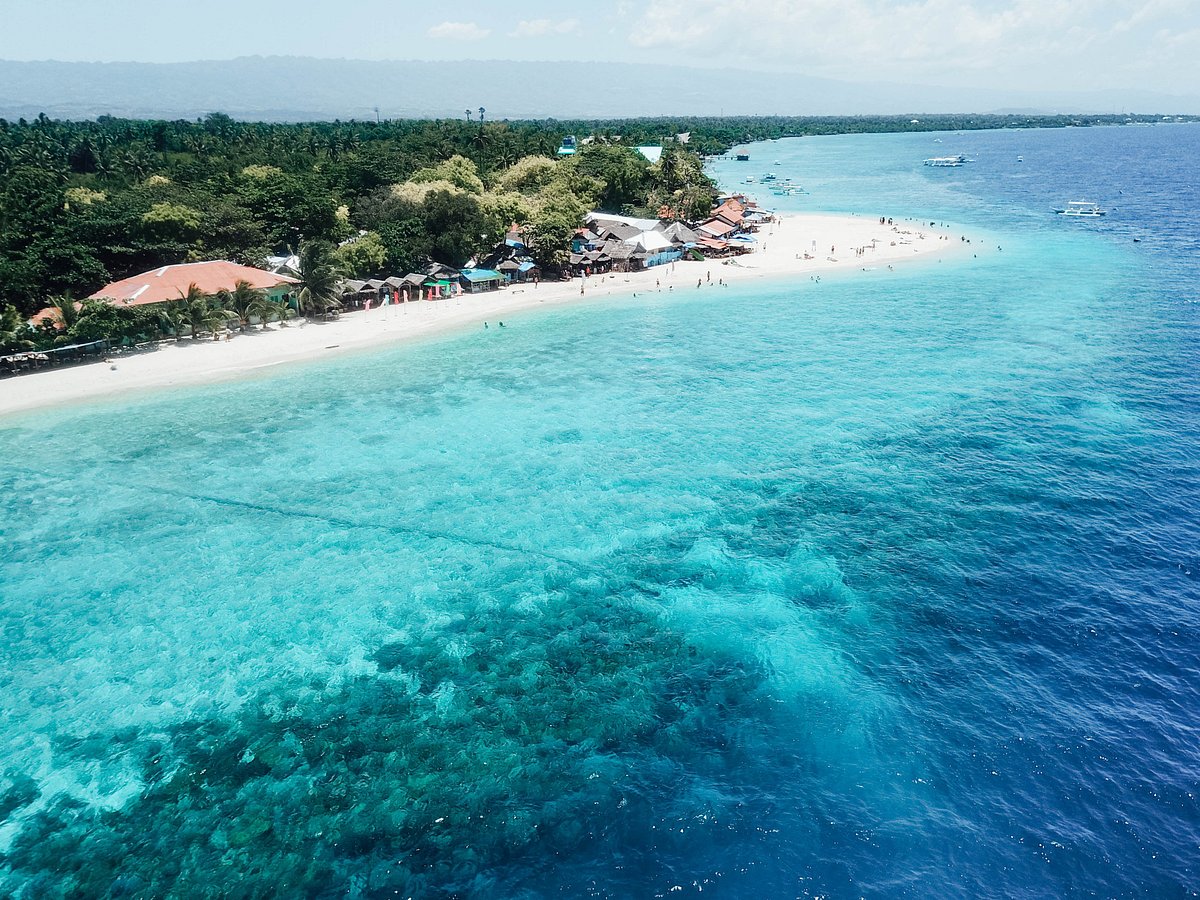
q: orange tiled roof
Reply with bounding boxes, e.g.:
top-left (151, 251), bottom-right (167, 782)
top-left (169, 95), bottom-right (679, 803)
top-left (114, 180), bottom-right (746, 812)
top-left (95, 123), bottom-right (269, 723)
top-left (88, 260), bottom-right (297, 307)
top-left (698, 218), bottom-right (737, 238)
top-left (28, 302), bottom-right (81, 328)
top-left (713, 200), bottom-right (744, 224)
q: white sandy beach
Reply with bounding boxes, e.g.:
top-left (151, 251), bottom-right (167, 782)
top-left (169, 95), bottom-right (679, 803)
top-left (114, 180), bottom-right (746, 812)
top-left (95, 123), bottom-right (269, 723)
top-left (0, 212), bottom-right (974, 417)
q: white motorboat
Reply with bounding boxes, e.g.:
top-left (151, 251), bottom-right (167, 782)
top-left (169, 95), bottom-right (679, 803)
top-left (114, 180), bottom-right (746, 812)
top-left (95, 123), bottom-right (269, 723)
top-left (1056, 200), bottom-right (1107, 217)
top-left (923, 155), bottom-right (971, 167)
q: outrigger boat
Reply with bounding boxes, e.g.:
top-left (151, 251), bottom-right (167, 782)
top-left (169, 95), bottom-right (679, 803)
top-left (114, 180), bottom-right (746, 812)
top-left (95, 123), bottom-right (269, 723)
top-left (923, 154), bottom-right (971, 167)
top-left (1056, 200), bottom-right (1107, 217)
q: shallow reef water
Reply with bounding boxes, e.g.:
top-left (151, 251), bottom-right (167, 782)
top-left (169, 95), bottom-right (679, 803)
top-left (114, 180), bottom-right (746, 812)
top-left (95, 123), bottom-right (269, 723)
top-left (3, 124), bottom-right (1200, 896)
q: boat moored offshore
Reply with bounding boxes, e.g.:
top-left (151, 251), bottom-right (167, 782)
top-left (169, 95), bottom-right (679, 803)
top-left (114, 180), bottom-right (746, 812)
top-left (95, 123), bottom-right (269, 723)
top-left (1056, 200), bottom-right (1107, 217)
top-left (923, 154), bottom-right (971, 167)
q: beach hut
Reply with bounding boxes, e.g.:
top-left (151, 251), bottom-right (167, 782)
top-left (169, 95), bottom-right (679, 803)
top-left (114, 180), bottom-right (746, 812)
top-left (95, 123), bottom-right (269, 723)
top-left (458, 268), bottom-right (504, 294)
top-left (425, 262), bottom-right (461, 280)
top-left (398, 271), bottom-right (427, 296)
top-left (336, 278), bottom-right (375, 309)
top-left (658, 222), bottom-right (701, 246)
top-left (698, 218), bottom-right (738, 240)
top-left (602, 241), bottom-right (639, 273)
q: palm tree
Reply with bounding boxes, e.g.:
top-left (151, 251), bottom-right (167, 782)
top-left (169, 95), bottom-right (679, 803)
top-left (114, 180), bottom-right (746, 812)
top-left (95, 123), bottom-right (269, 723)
top-left (201, 298), bottom-right (237, 340)
top-left (0, 303), bottom-right (34, 353)
top-left (248, 293), bottom-right (277, 329)
top-left (220, 280), bottom-right (266, 331)
top-left (156, 300), bottom-right (187, 340)
top-left (179, 284), bottom-right (210, 340)
top-left (295, 241), bottom-right (343, 320)
top-left (48, 294), bottom-right (81, 332)
top-left (267, 298), bottom-right (294, 328)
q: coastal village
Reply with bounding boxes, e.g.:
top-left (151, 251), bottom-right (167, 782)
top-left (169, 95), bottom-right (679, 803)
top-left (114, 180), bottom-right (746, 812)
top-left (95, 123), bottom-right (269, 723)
top-left (0, 115), bottom-right (968, 409)
top-left (3, 183), bottom-right (770, 374)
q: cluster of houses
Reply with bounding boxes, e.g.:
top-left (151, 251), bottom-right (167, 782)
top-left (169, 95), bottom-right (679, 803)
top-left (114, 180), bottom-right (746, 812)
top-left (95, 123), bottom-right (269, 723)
top-left (567, 194), bottom-right (770, 276)
top-left (24, 194), bottom-right (774, 335)
top-left (330, 229), bottom-right (544, 309)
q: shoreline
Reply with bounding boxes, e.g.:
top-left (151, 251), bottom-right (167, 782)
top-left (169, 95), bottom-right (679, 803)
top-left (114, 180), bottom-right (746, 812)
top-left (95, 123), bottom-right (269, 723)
top-left (0, 212), bottom-right (974, 419)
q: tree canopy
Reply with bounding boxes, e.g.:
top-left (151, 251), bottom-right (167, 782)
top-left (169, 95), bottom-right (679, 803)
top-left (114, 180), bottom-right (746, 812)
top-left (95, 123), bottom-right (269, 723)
top-left (0, 109), bottom-right (1159, 328)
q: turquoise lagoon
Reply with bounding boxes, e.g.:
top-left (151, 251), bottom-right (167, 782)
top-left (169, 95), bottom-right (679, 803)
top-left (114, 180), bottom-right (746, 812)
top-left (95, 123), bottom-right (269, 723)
top-left (2, 125), bottom-right (1199, 896)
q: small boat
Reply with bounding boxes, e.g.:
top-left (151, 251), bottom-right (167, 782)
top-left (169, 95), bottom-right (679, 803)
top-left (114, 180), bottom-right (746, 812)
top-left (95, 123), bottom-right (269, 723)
top-left (736, 153), bottom-right (750, 161)
top-left (1017, 155), bottom-right (1024, 162)
top-left (923, 154), bottom-right (971, 167)
top-left (1056, 200), bottom-right (1107, 217)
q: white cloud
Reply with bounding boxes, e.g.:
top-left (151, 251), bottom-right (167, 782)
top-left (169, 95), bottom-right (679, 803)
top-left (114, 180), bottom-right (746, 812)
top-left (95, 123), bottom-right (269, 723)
top-left (427, 21), bottom-right (490, 41)
top-left (511, 18), bottom-right (580, 38)
top-left (624, 0), bottom-right (1200, 94)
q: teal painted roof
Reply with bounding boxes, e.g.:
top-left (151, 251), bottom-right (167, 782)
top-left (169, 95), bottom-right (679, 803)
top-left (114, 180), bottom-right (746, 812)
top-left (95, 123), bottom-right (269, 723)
top-left (460, 268), bottom-right (502, 282)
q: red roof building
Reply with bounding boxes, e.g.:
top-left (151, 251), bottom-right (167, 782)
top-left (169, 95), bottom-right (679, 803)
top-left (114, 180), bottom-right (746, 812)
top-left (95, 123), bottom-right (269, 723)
top-left (88, 260), bottom-right (297, 307)
top-left (28, 301), bottom-right (82, 329)
top-left (712, 199), bottom-right (745, 224)
top-left (698, 218), bottom-right (738, 239)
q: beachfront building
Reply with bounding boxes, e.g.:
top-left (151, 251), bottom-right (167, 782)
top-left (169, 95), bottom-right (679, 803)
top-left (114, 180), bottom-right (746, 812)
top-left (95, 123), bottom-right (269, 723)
top-left (497, 259), bottom-right (541, 283)
top-left (479, 229), bottom-right (541, 284)
top-left (584, 212), bottom-right (686, 271)
top-left (88, 260), bottom-right (297, 309)
top-left (458, 269), bottom-right (504, 294)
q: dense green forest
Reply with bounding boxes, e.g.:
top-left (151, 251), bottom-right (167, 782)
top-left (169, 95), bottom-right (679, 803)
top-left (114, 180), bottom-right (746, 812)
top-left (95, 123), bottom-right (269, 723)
top-left (0, 111), bottom-right (1186, 352)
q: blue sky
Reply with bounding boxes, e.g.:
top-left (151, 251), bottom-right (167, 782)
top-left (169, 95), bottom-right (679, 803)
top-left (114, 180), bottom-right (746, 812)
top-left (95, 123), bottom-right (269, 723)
top-left (5, 0), bottom-right (1198, 96)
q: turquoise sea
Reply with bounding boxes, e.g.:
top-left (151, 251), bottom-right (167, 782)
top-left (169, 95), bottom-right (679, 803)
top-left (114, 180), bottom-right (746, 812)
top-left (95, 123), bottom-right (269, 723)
top-left (2, 124), bottom-right (1199, 897)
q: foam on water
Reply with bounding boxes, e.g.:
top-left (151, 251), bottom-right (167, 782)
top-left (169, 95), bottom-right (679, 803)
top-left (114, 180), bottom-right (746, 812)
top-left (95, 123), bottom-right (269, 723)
top-left (2, 125), bottom-right (1200, 897)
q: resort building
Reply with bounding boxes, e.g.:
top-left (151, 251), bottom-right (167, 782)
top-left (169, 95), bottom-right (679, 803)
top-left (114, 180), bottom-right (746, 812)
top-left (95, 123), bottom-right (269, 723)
top-left (88, 260), bottom-right (297, 308)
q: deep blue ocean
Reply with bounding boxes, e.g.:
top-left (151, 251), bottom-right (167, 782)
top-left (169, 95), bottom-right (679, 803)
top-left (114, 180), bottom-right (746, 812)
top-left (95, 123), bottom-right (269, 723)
top-left (2, 124), bottom-right (1199, 898)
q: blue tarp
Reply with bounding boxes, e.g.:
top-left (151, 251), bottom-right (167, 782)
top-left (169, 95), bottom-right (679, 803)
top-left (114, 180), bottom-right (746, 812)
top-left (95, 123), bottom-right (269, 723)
top-left (517, 261), bottom-right (538, 272)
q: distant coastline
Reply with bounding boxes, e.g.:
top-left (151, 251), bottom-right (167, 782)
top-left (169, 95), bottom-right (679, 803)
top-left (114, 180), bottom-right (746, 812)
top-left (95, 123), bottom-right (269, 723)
top-left (2, 57), bottom-right (1198, 121)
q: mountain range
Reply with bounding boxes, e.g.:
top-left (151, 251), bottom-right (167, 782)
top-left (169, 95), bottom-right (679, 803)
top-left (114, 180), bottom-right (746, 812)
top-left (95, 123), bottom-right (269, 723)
top-left (2, 56), bottom-right (1197, 121)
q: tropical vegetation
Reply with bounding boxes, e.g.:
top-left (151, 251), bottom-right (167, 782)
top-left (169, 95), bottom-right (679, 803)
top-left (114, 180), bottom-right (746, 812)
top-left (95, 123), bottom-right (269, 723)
top-left (0, 110), bottom-right (1173, 352)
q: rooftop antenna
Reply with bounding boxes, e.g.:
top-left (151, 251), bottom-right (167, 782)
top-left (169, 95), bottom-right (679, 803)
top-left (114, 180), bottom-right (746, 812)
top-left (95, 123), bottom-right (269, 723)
top-left (374, 106), bottom-right (380, 123)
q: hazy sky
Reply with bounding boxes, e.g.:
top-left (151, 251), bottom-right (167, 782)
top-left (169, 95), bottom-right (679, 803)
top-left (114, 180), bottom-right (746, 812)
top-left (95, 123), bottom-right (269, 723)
top-left (5, 0), bottom-right (1198, 96)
